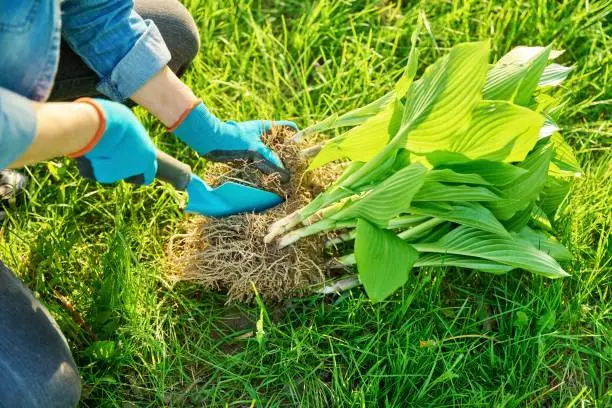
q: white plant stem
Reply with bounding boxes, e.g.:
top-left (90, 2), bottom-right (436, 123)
top-left (277, 218), bottom-right (336, 248)
top-left (265, 186), bottom-right (354, 243)
top-left (300, 144), bottom-right (323, 158)
top-left (324, 215), bottom-right (431, 248)
top-left (315, 276), bottom-right (361, 294)
top-left (337, 217), bottom-right (446, 266)
top-left (397, 217), bottom-right (446, 239)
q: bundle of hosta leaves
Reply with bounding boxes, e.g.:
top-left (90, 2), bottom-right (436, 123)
top-left (265, 38), bottom-right (579, 301)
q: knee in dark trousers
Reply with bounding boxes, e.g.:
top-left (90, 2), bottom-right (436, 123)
top-left (0, 261), bottom-right (81, 408)
top-left (135, 0), bottom-right (201, 76)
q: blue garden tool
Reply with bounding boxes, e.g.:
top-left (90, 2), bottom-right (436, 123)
top-left (155, 149), bottom-right (284, 217)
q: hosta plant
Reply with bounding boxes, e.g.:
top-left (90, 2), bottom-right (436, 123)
top-left (264, 39), bottom-right (578, 301)
top-left (171, 37), bottom-right (578, 302)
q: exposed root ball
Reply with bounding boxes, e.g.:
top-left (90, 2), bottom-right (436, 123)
top-left (167, 128), bottom-right (339, 303)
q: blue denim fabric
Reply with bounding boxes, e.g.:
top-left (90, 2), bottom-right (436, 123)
top-left (0, 259), bottom-right (81, 408)
top-left (0, 0), bottom-right (171, 169)
top-left (0, 88), bottom-right (38, 169)
top-left (61, 0), bottom-right (171, 101)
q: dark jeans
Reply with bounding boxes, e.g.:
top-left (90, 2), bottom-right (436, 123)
top-left (0, 1), bottom-right (199, 406)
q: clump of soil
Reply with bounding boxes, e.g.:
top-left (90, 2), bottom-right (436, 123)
top-left (167, 128), bottom-right (340, 303)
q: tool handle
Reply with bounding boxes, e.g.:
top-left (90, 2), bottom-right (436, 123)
top-left (155, 149), bottom-right (192, 191)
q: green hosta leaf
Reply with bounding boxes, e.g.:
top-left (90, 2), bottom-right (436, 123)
top-left (487, 145), bottom-right (553, 220)
top-left (425, 169), bottom-right (491, 185)
top-left (410, 202), bottom-right (509, 236)
top-left (309, 97), bottom-right (406, 171)
top-left (531, 205), bottom-right (554, 232)
top-left (355, 219), bottom-right (419, 301)
top-left (503, 201), bottom-right (536, 232)
top-left (418, 222), bottom-right (452, 243)
top-left (341, 42), bottom-right (489, 191)
top-left (550, 133), bottom-right (582, 177)
top-left (415, 253), bottom-right (513, 274)
top-left (539, 176), bottom-right (571, 218)
top-left (435, 160), bottom-right (528, 186)
top-left (413, 182), bottom-right (499, 202)
top-left (333, 162), bottom-right (365, 187)
top-left (332, 164), bottom-right (427, 226)
top-left (340, 141), bottom-right (401, 189)
top-left (402, 41), bottom-right (490, 152)
top-left (515, 226), bottom-right (572, 261)
top-left (539, 63), bottom-right (574, 87)
top-left (414, 226), bottom-right (569, 278)
top-left (483, 45), bottom-right (551, 106)
top-left (512, 47), bottom-right (553, 106)
top-left (496, 46), bottom-right (563, 65)
top-left (390, 148), bottom-right (412, 172)
top-left (540, 117), bottom-right (560, 139)
top-left (447, 100), bottom-right (545, 162)
top-left (308, 101), bottom-right (398, 170)
top-left (294, 92), bottom-right (395, 141)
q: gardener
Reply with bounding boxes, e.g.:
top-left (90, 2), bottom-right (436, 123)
top-left (0, 0), bottom-right (294, 406)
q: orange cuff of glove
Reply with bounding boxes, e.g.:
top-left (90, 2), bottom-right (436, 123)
top-left (67, 98), bottom-right (106, 158)
top-left (167, 99), bottom-right (202, 132)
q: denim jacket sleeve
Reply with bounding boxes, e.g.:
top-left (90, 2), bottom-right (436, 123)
top-left (0, 88), bottom-right (37, 169)
top-left (61, 0), bottom-right (171, 101)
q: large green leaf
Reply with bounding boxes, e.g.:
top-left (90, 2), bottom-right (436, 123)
top-left (515, 227), bottom-right (572, 262)
top-left (495, 46), bottom-right (563, 65)
top-left (413, 182), bottom-right (499, 202)
top-left (435, 160), bottom-right (528, 186)
top-left (539, 176), bottom-right (571, 218)
top-left (338, 140), bottom-right (402, 190)
top-left (332, 164), bottom-right (427, 226)
top-left (331, 162), bottom-right (364, 187)
top-left (503, 201), bottom-right (536, 232)
top-left (425, 168), bottom-right (491, 185)
top-left (415, 253), bottom-right (513, 274)
top-left (540, 116), bottom-right (560, 139)
top-left (447, 100), bottom-right (545, 162)
top-left (402, 41), bottom-right (490, 152)
top-left (549, 133), bottom-right (582, 177)
top-left (410, 202), bottom-right (509, 236)
top-left (307, 99), bottom-right (402, 170)
top-left (483, 45), bottom-right (552, 106)
top-left (355, 219), bottom-right (419, 301)
top-left (294, 92), bottom-right (395, 142)
top-left (487, 145), bottom-right (553, 220)
top-left (414, 226), bottom-right (569, 278)
top-left (512, 46), bottom-right (553, 106)
top-left (539, 63), bottom-right (573, 87)
top-left (340, 42), bottom-right (490, 191)
top-left (530, 205), bottom-right (554, 232)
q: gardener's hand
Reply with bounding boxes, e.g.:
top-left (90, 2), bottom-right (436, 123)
top-left (169, 101), bottom-right (297, 182)
top-left (69, 98), bottom-right (157, 185)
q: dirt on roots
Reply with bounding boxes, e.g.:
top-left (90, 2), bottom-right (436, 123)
top-left (167, 128), bottom-right (340, 303)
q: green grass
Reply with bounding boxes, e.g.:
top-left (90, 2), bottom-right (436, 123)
top-left (1, 0), bottom-right (610, 406)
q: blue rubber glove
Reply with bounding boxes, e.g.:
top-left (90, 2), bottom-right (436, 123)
top-left (70, 98), bottom-right (157, 185)
top-left (170, 101), bottom-right (298, 182)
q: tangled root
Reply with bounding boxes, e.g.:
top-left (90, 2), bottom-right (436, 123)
top-left (167, 128), bottom-right (340, 303)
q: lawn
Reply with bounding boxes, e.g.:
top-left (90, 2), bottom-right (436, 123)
top-left (1, 0), bottom-right (610, 406)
